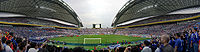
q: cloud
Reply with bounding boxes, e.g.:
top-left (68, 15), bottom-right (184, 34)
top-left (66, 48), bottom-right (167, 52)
top-left (63, 0), bottom-right (129, 28)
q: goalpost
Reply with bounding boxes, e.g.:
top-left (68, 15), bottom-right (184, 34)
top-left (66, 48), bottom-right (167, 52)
top-left (84, 38), bottom-right (101, 44)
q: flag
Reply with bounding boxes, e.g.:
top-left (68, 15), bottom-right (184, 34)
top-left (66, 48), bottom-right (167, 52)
top-left (94, 46), bottom-right (96, 50)
top-left (108, 44), bottom-right (121, 49)
top-left (76, 35), bottom-right (79, 37)
top-left (5, 32), bottom-right (9, 36)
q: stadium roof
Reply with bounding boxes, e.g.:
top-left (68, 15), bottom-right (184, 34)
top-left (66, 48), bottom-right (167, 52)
top-left (112, 0), bottom-right (200, 26)
top-left (0, 0), bottom-right (83, 27)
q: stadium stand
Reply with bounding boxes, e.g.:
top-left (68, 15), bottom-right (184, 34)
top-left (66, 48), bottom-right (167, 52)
top-left (79, 28), bottom-right (115, 35)
top-left (118, 13), bottom-right (200, 27)
top-left (1, 20), bottom-right (200, 52)
top-left (115, 19), bottom-right (199, 35)
top-left (112, 0), bottom-right (200, 27)
top-left (0, 17), bottom-right (76, 27)
top-left (109, 0), bottom-right (200, 52)
top-left (1, 0), bottom-right (200, 52)
top-left (0, 0), bottom-right (83, 28)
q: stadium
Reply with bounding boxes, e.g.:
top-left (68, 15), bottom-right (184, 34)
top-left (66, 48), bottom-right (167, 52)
top-left (0, 0), bottom-right (200, 52)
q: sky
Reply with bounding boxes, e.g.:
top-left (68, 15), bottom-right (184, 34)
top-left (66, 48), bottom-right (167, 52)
top-left (63, 0), bottom-right (129, 28)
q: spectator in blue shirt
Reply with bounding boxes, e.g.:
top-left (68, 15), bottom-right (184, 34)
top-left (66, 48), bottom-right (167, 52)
top-left (174, 33), bottom-right (183, 52)
top-left (190, 28), bottom-right (199, 52)
top-left (184, 31), bottom-right (191, 52)
top-left (169, 36), bottom-right (175, 48)
top-left (180, 32), bottom-right (187, 52)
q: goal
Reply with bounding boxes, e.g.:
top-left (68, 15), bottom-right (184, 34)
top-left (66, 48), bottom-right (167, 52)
top-left (84, 38), bottom-right (101, 44)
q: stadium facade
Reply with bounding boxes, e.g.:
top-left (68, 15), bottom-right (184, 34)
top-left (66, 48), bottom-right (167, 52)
top-left (112, 0), bottom-right (200, 28)
top-left (0, 0), bottom-right (83, 28)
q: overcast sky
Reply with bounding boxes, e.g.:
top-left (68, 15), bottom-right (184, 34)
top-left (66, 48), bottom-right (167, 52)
top-left (63, 0), bottom-right (129, 28)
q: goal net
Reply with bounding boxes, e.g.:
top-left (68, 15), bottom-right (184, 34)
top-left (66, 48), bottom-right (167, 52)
top-left (84, 38), bottom-right (101, 44)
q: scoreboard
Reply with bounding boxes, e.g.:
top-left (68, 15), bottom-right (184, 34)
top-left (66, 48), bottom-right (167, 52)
top-left (93, 24), bottom-right (101, 28)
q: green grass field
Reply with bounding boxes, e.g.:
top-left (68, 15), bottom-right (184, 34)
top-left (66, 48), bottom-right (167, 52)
top-left (49, 35), bottom-right (150, 49)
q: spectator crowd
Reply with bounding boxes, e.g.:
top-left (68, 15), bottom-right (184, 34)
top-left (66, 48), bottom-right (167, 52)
top-left (79, 28), bottom-right (114, 35)
top-left (0, 18), bottom-right (200, 52)
top-left (0, 26), bottom-right (78, 37)
top-left (115, 20), bottom-right (198, 35)
top-left (0, 21), bottom-right (200, 52)
top-left (119, 13), bottom-right (199, 27)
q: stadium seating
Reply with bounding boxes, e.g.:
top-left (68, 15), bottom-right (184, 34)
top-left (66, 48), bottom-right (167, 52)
top-left (1, 0), bottom-right (200, 52)
top-left (118, 13), bottom-right (200, 27)
top-left (0, 17), bottom-right (75, 27)
top-left (0, 26), bottom-right (78, 37)
top-left (79, 28), bottom-right (115, 35)
top-left (0, 19), bottom-right (200, 52)
top-left (115, 20), bottom-right (198, 35)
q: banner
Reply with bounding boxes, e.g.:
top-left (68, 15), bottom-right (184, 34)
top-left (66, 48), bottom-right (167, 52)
top-left (108, 44), bottom-right (121, 49)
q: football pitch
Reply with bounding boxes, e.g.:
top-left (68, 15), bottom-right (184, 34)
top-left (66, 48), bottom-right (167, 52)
top-left (49, 35), bottom-right (150, 49)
